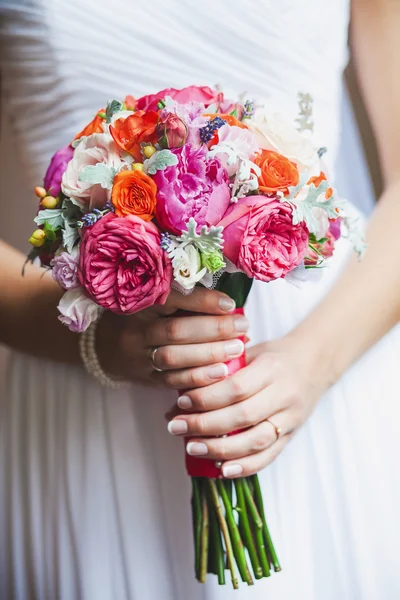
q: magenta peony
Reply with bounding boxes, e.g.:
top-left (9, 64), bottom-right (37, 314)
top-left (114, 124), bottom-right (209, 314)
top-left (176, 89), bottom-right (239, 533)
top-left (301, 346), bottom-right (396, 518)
top-left (154, 145), bottom-right (231, 235)
top-left (136, 85), bottom-right (222, 112)
top-left (219, 196), bottom-right (309, 282)
top-left (78, 213), bottom-right (172, 314)
top-left (44, 144), bottom-right (74, 196)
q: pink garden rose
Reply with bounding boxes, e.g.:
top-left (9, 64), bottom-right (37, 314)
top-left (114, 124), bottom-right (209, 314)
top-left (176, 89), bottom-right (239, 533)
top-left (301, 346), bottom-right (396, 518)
top-left (219, 196), bottom-right (309, 282)
top-left (62, 133), bottom-right (124, 210)
top-left (78, 213), bottom-right (172, 314)
top-left (51, 249), bottom-right (79, 290)
top-left (305, 230), bottom-right (335, 266)
top-left (154, 145), bottom-right (231, 235)
top-left (136, 85), bottom-right (223, 111)
top-left (44, 144), bottom-right (74, 196)
top-left (156, 112), bottom-right (187, 148)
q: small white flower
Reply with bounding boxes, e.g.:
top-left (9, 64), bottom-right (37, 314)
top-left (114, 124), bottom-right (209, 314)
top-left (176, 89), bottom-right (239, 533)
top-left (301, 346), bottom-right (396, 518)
top-left (246, 108), bottom-right (318, 171)
top-left (58, 287), bottom-right (102, 333)
top-left (170, 244), bottom-right (206, 291)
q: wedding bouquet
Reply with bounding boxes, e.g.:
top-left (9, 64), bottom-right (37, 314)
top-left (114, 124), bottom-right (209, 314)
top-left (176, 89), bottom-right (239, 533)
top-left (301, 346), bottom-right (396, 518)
top-left (28, 85), bottom-right (363, 588)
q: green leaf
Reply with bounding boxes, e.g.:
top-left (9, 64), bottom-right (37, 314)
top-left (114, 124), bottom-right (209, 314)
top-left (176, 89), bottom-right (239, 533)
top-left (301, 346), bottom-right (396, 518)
top-left (106, 99), bottom-right (123, 123)
top-left (214, 272), bottom-right (253, 309)
top-left (176, 218), bottom-right (224, 253)
top-left (34, 209), bottom-right (64, 229)
top-left (62, 220), bottom-right (79, 253)
top-left (79, 163), bottom-right (116, 189)
top-left (143, 149), bottom-right (178, 175)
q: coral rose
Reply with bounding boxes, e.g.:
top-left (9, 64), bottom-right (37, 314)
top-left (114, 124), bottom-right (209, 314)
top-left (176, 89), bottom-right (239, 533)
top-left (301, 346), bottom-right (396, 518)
top-left (136, 85), bottom-right (222, 111)
top-left (219, 195), bottom-right (309, 282)
top-left (79, 213), bottom-right (172, 314)
top-left (110, 111), bottom-right (159, 161)
top-left (254, 149), bottom-right (299, 195)
top-left (154, 145), bottom-right (231, 235)
top-left (74, 111), bottom-right (105, 141)
top-left (111, 170), bottom-right (157, 220)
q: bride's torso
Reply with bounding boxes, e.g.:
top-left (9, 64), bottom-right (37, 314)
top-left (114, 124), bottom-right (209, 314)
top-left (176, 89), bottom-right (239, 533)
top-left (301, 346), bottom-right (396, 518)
top-left (1, 0), bottom-right (349, 185)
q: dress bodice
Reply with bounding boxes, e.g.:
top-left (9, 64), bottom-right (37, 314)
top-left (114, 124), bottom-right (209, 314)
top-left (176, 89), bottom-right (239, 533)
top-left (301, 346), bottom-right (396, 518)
top-left (0, 0), bottom-right (349, 185)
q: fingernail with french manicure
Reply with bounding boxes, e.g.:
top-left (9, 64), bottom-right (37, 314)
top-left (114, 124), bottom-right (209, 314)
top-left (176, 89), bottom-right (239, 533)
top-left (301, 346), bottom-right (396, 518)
top-left (167, 419), bottom-right (188, 435)
top-left (207, 363), bottom-right (229, 379)
top-left (222, 464), bottom-right (243, 478)
top-left (219, 296), bottom-right (236, 312)
top-left (224, 339), bottom-right (244, 358)
top-left (186, 442), bottom-right (208, 456)
top-left (177, 395), bottom-right (192, 410)
top-left (234, 317), bottom-right (249, 332)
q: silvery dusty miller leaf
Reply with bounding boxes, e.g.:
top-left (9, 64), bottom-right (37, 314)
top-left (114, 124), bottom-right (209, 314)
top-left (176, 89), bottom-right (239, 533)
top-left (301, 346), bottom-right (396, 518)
top-left (106, 99), bottom-right (123, 124)
top-left (34, 209), bottom-right (64, 229)
top-left (79, 163), bottom-right (116, 189)
top-left (144, 150), bottom-right (178, 175)
top-left (62, 220), bottom-right (79, 253)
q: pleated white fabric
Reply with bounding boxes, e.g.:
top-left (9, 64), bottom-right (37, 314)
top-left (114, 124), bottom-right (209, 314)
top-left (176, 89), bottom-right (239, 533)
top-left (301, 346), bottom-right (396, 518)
top-left (1, 1), bottom-right (400, 599)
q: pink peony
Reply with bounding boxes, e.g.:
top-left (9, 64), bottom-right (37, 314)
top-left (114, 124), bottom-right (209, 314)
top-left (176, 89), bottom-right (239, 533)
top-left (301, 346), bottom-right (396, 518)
top-left (154, 145), bottom-right (231, 235)
top-left (44, 144), bottom-right (74, 196)
top-left (78, 213), bottom-right (172, 314)
top-left (136, 85), bottom-right (223, 111)
top-left (219, 196), bottom-right (309, 282)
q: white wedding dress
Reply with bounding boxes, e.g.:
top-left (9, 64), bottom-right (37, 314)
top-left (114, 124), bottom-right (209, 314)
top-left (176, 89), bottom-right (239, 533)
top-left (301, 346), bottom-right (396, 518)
top-left (1, 1), bottom-right (400, 599)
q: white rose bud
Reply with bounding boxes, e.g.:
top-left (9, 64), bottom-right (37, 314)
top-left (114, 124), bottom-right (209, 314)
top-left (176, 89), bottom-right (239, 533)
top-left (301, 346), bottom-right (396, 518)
top-left (171, 244), bottom-right (207, 291)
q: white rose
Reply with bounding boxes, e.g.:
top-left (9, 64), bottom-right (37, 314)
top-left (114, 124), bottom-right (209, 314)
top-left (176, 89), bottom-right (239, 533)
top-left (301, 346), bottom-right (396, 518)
top-left (58, 287), bottom-right (102, 333)
top-left (171, 244), bottom-right (206, 291)
top-left (62, 132), bottom-right (124, 209)
top-left (246, 108), bottom-right (318, 171)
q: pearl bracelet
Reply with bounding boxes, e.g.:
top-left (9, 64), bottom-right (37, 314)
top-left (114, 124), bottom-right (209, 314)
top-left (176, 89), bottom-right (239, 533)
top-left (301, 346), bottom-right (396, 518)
top-left (79, 319), bottom-right (124, 389)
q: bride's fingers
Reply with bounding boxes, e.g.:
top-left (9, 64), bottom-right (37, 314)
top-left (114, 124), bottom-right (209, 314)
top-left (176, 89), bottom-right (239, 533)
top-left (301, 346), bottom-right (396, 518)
top-left (153, 361), bottom-right (231, 390)
top-left (185, 419), bottom-right (282, 461)
top-left (149, 339), bottom-right (244, 374)
top-left (145, 312), bottom-right (249, 347)
top-left (161, 287), bottom-right (237, 315)
top-left (220, 432), bottom-right (293, 479)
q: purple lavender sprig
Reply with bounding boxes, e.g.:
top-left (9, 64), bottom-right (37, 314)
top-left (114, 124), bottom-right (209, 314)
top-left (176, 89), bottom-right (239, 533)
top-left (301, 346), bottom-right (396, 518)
top-left (199, 117), bottom-right (225, 144)
top-left (77, 201), bottom-right (115, 229)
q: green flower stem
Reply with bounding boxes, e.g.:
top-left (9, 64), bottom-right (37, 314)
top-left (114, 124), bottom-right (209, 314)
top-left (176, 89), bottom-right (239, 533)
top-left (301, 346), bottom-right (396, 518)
top-left (251, 475), bottom-right (281, 572)
top-left (208, 496), bottom-right (226, 585)
top-left (217, 480), bottom-right (253, 585)
top-left (192, 478), bottom-right (202, 580)
top-left (254, 521), bottom-right (271, 577)
top-left (242, 479), bottom-right (263, 529)
top-left (199, 481), bottom-right (209, 583)
top-left (234, 480), bottom-right (263, 579)
top-left (224, 479), bottom-right (233, 506)
top-left (208, 479), bottom-right (238, 589)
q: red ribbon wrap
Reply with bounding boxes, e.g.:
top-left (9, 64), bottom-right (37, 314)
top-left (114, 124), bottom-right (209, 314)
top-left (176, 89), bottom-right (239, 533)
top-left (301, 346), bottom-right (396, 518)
top-left (182, 307), bottom-right (246, 478)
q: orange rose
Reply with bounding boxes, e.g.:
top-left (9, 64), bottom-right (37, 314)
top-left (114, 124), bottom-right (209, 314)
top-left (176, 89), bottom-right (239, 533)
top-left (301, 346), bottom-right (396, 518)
top-left (308, 172), bottom-right (333, 199)
top-left (74, 110), bottom-right (105, 141)
top-left (254, 149), bottom-right (299, 195)
top-left (110, 111), bottom-right (159, 161)
top-left (111, 170), bottom-right (157, 220)
top-left (204, 112), bottom-right (248, 147)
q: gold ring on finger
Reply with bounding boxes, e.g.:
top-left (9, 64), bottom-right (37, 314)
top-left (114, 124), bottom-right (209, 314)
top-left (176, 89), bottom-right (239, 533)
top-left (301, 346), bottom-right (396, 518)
top-left (267, 418), bottom-right (282, 441)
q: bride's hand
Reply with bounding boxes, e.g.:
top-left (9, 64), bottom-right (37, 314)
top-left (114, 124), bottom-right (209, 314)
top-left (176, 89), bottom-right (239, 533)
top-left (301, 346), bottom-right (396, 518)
top-left (96, 287), bottom-right (249, 386)
top-left (167, 335), bottom-right (332, 477)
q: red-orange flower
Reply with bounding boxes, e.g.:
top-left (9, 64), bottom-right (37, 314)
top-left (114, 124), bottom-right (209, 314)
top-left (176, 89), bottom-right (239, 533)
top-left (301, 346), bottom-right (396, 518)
top-left (204, 113), bottom-right (248, 147)
top-left (254, 149), bottom-right (299, 195)
top-left (110, 111), bottom-right (159, 161)
top-left (74, 111), bottom-right (105, 141)
top-left (124, 95), bottom-right (137, 111)
top-left (111, 169), bottom-right (157, 221)
top-left (308, 172), bottom-right (333, 199)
